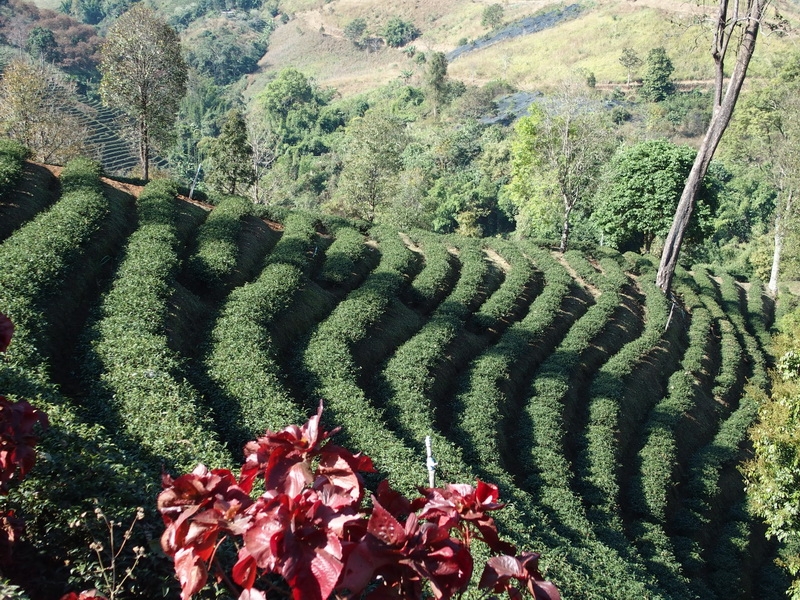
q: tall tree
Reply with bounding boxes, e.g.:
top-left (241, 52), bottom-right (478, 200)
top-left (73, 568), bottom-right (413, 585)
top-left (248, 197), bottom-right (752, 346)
top-left (656, 0), bottom-right (771, 293)
top-left (329, 108), bottom-right (408, 222)
top-left (425, 51), bottom-right (449, 120)
top-left (204, 108), bottom-right (255, 196)
top-left (618, 47), bottom-right (642, 87)
top-left (505, 84), bottom-right (616, 252)
top-left (593, 139), bottom-right (721, 252)
top-left (0, 55), bottom-right (90, 164)
top-left (639, 47), bottom-right (675, 102)
top-left (728, 56), bottom-right (800, 295)
top-left (99, 4), bottom-right (187, 180)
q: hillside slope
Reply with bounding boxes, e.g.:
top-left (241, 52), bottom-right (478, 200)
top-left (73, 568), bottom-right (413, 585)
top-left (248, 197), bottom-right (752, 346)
top-left (0, 160), bottom-right (787, 598)
top-left (244, 0), bottom-right (800, 98)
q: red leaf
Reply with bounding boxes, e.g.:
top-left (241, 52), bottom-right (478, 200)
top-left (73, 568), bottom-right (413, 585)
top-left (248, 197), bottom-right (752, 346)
top-left (0, 398), bottom-right (48, 492)
top-left (231, 549), bottom-right (258, 589)
top-left (174, 547), bottom-right (208, 600)
top-left (238, 590), bottom-right (267, 600)
top-left (367, 499), bottom-right (407, 547)
top-left (59, 592), bottom-right (107, 600)
top-left (0, 314), bottom-right (12, 353)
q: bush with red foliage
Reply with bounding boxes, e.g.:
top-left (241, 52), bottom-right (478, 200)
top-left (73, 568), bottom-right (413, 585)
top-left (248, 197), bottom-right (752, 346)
top-left (0, 313), bottom-right (49, 564)
top-left (159, 403), bottom-right (560, 600)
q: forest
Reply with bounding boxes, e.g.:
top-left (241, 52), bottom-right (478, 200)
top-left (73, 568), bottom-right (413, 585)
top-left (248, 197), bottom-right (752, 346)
top-left (1, 0), bottom-right (800, 598)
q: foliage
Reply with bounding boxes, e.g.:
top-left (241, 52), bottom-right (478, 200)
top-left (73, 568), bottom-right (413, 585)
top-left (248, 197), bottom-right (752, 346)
top-left (481, 4), bottom-right (504, 29)
top-left (328, 108), bottom-right (408, 222)
top-left (593, 139), bottom-right (721, 252)
top-left (204, 109), bottom-right (255, 196)
top-left (0, 140), bottom-right (30, 198)
top-left (381, 16), bottom-right (420, 48)
top-left (639, 47), bottom-right (674, 102)
top-left (0, 56), bottom-right (92, 165)
top-left (158, 403), bottom-right (558, 599)
top-left (26, 26), bottom-right (59, 62)
top-left (746, 306), bottom-right (800, 599)
top-left (99, 4), bottom-right (187, 179)
top-left (185, 23), bottom-right (269, 87)
top-left (343, 17), bottom-right (367, 45)
top-left (0, 313), bottom-right (48, 564)
top-left (504, 94), bottom-right (616, 251)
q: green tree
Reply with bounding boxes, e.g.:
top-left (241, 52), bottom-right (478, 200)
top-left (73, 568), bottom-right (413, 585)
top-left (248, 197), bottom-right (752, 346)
top-left (329, 108), bottom-right (408, 221)
top-left (481, 4), bottom-right (504, 29)
top-left (344, 17), bottom-right (367, 46)
top-left (592, 139), bottom-right (720, 252)
top-left (618, 47), bottom-right (642, 86)
top-left (257, 67), bottom-right (325, 149)
top-left (726, 55), bottom-right (800, 294)
top-left (382, 17), bottom-right (420, 48)
top-left (504, 86), bottom-right (617, 251)
top-left (99, 4), bottom-right (187, 180)
top-left (26, 27), bottom-right (59, 62)
top-left (425, 51), bottom-right (448, 120)
top-left (0, 56), bottom-right (90, 164)
top-left (204, 108), bottom-right (255, 196)
top-left (639, 47), bottom-right (674, 102)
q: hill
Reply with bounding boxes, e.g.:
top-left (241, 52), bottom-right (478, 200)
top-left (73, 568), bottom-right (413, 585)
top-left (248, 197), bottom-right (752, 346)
top-left (0, 154), bottom-right (786, 598)
top-left (241, 0), bottom-right (800, 98)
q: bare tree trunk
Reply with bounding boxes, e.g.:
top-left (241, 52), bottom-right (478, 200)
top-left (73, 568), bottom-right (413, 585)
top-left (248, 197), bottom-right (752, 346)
top-left (559, 196), bottom-right (573, 253)
top-left (140, 115), bottom-right (150, 181)
top-left (656, 0), bottom-right (769, 293)
top-left (768, 216), bottom-right (783, 296)
top-left (768, 190), bottom-right (793, 295)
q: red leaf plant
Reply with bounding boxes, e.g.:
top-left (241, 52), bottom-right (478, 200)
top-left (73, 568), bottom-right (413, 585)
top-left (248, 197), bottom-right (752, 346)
top-left (0, 314), bottom-right (49, 564)
top-left (158, 403), bottom-right (559, 600)
top-left (0, 313), bottom-right (12, 354)
top-left (479, 553), bottom-right (561, 600)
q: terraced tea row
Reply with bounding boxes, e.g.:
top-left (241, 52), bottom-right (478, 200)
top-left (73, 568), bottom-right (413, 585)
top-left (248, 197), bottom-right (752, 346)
top-left (0, 176), bottom-right (782, 599)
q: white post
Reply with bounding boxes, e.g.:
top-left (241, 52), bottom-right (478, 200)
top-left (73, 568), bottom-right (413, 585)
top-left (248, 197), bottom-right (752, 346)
top-left (425, 435), bottom-right (437, 488)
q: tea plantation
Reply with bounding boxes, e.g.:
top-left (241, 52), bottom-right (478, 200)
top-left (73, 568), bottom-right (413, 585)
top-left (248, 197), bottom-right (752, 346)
top-left (0, 153), bottom-right (786, 598)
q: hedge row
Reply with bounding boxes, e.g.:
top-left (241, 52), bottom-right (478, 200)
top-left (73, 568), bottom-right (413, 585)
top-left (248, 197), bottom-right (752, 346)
top-left (299, 225), bottom-right (428, 494)
top-left (404, 229), bottom-right (457, 310)
top-left (447, 246), bottom-right (665, 597)
top-left (376, 237), bottom-right (487, 455)
top-left (450, 244), bottom-right (568, 477)
top-left (713, 269), bottom-right (769, 390)
top-left (202, 214), bottom-right (321, 452)
top-left (187, 194), bottom-right (252, 288)
top-left (0, 160), bottom-right (164, 597)
top-left (0, 139), bottom-right (29, 198)
top-left (472, 238), bottom-right (538, 331)
top-left (509, 255), bottom-right (673, 593)
top-left (318, 218), bottom-right (369, 285)
top-left (606, 275), bottom-right (717, 599)
top-left (81, 180), bottom-right (230, 474)
top-left (0, 158), bottom-right (108, 365)
top-left (579, 271), bottom-right (671, 524)
top-left (265, 211), bottom-right (319, 271)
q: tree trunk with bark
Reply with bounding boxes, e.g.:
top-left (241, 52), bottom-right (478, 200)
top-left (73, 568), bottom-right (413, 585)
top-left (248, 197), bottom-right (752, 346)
top-left (656, 0), bottom-right (769, 293)
top-left (768, 190), bottom-right (793, 295)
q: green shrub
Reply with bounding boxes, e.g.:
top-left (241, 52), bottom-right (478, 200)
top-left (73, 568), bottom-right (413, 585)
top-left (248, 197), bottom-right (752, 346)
top-left (81, 180), bottom-right (230, 475)
top-left (188, 194), bottom-right (251, 287)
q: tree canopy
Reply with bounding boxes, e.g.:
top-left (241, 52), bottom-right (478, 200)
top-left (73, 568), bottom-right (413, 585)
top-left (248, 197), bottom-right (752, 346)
top-left (593, 139), bottom-right (721, 252)
top-left (98, 4), bottom-right (187, 180)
